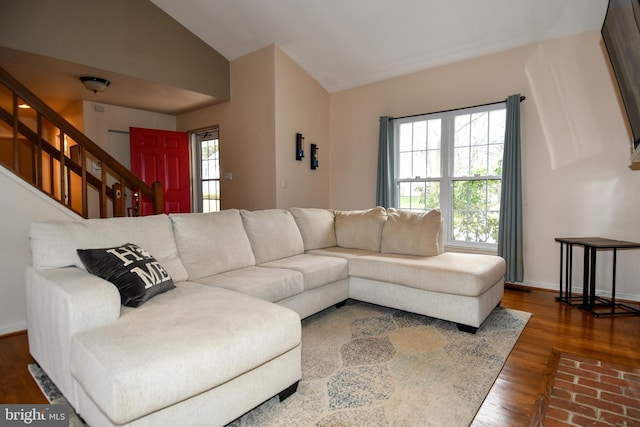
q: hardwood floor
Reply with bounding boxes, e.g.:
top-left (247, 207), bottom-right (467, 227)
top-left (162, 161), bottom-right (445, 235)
top-left (1, 287), bottom-right (639, 426)
top-left (473, 286), bottom-right (640, 426)
top-left (0, 331), bottom-right (46, 405)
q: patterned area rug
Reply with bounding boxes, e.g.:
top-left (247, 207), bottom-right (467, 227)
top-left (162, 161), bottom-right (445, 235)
top-left (30, 300), bottom-right (530, 427)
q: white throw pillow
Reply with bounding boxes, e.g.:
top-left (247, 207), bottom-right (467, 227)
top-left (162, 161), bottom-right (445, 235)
top-left (289, 207), bottom-right (337, 250)
top-left (170, 210), bottom-right (256, 280)
top-left (381, 208), bottom-right (443, 256)
top-left (240, 209), bottom-right (305, 264)
top-left (334, 207), bottom-right (387, 252)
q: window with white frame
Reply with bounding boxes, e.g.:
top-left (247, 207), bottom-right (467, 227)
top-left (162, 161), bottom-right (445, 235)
top-left (394, 103), bottom-right (506, 248)
top-left (191, 127), bottom-right (220, 213)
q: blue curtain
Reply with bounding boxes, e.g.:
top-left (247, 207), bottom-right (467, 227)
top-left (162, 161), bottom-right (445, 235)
top-left (376, 116), bottom-right (395, 207)
top-left (498, 94), bottom-right (524, 283)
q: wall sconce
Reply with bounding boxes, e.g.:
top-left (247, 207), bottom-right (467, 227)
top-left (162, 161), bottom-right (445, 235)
top-left (296, 133), bottom-right (305, 160)
top-left (310, 144), bottom-right (318, 169)
top-left (80, 76), bottom-right (111, 93)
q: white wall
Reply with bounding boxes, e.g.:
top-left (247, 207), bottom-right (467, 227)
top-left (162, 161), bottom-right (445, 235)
top-left (0, 168), bottom-right (82, 335)
top-left (329, 31), bottom-right (640, 301)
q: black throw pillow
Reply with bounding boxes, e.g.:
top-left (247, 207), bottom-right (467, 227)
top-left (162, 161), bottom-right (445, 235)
top-left (77, 243), bottom-right (175, 307)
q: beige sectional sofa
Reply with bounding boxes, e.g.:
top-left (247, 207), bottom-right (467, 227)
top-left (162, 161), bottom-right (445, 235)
top-left (26, 206), bottom-right (505, 427)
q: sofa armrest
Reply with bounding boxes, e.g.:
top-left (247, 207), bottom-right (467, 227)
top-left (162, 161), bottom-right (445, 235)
top-left (26, 266), bottom-right (121, 407)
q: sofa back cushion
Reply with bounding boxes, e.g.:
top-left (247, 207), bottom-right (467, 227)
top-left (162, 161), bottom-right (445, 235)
top-left (170, 209), bottom-right (256, 280)
top-left (381, 208), bottom-right (443, 256)
top-left (289, 207), bottom-right (337, 250)
top-left (240, 209), bottom-right (305, 264)
top-left (334, 207), bottom-right (387, 252)
top-left (30, 214), bottom-right (188, 282)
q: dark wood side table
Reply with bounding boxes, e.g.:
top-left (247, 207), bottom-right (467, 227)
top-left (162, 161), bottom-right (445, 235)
top-left (555, 237), bottom-right (640, 316)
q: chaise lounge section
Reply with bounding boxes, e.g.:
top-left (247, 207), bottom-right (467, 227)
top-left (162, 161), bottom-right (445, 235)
top-left (26, 206), bottom-right (505, 426)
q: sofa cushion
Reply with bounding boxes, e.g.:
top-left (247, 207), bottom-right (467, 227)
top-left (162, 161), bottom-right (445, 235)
top-left (334, 207), bottom-right (387, 252)
top-left (77, 243), bottom-right (175, 307)
top-left (30, 214), bottom-right (188, 282)
top-left (349, 252), bottom-right (506, 297)
top-left (260, 254), bottom-right (349, 291)
top-left (170, 210), bottom-right (256, 280)
top-left (71, 284), bottom-right (301, 425)
top-left (240, 209), bottom-right (304, 264)
top-left (289, 207), bottom-right (337, 250)
top-left (195, 266), bottom-right (303, 302)
top-left (381, 208), bottom-right (443, 257)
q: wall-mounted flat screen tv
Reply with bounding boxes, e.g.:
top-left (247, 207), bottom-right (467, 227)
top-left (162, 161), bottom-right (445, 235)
top-left (601, 0), bottom-right (640, 162)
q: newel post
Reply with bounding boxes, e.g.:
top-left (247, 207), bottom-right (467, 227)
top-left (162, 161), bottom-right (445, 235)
top-left (152, 181), bottom-right (164, 214)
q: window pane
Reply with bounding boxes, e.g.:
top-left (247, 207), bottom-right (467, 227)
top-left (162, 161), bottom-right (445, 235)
top-left (399, 123), bottom-right (413, 152)
top-left (488, 179), bottom-right (501, 211)
top-left (489, 109), bottom-right (506, 144)
top-left (452, 179), bottom-right (499, 243)
top-left (421, 181), bottom-right (440, 210)
top-left (410, 182), bottom-right (426, 210)
top-left (488, 143), bottom-right (503, 176)
top-left (470, 112), bottom-right (488, 146)
top-left (427, 119), bottom-right (441, 150)
top-left (413, 121), bottom-right (427, 151)
top-left (453, 146), bottom-right (470, 177)
top-left (454, 114), bottom-right (470, 147)
top-left (470, 145), bottom-right (488, 175)
top-left (398, 152), bottom-right (412, 179)
top-left (398, 182), bottom-right (412, 209)
top-left (427, 148), bottom-right (440, 178)
top-left (487, 211), bottom-right (500, 244)
top-left (412, 150), bottom-right (426, 178)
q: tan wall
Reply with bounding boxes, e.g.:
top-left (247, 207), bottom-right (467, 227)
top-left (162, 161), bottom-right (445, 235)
top-left (274, 46), bottom-right (330, 209)
top-left (0, 0), bottom-right (229, 100)
top-left (329, 31), bottom-right (640, 299)
top-left (177, 45), bottom-right (277, 210)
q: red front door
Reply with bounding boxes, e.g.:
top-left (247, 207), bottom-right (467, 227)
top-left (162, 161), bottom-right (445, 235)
top-left (130, 127), bottom-right (190, 215)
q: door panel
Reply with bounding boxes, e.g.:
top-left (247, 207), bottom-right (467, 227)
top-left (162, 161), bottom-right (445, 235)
top-left (130, 127), bottom-right (190, 215)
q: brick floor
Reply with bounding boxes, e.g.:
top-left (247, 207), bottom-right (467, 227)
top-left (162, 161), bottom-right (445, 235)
top-left (542, 352), bottom-right (640, 426)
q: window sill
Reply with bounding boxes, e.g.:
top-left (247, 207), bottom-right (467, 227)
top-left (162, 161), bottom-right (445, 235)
top-left (444, 244), bottom-right (498, 256)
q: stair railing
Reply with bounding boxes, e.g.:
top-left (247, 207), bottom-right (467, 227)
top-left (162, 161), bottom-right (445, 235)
top-left (0, 66), bottom-right (163, 218)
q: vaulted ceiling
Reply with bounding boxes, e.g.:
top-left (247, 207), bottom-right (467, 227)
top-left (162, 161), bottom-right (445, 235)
top-left (150, 0), bottom-right (608, 93)
top-left (1, 1), bottom-right (609, 115)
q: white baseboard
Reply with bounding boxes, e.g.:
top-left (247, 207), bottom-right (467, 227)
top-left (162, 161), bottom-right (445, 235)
top-left (516, 280), bottom-right (640, 303)
top-left (0, 321), bottom-right (27, 337)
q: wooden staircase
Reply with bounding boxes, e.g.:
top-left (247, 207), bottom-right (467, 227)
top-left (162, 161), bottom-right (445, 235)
top-left (0, 66), bottom-right (163, 218)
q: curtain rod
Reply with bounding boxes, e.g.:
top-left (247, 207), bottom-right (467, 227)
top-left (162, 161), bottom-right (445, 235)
top-left (391, 95), bottom-right (526, 121)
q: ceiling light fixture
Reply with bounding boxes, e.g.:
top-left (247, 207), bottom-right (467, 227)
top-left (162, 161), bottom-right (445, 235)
top-left (79, 76), bottom-right (110, 93)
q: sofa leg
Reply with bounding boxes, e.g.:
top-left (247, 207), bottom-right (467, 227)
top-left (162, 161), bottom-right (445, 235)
top-left (278, 381), bottom-right (299, 402)
top-left (456, 323), bottom-right (478, 334)
top-left (335, 300), bottom-right (347, 309)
